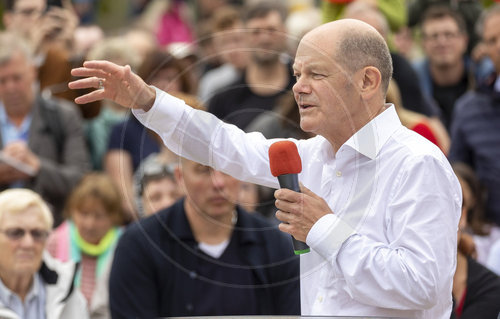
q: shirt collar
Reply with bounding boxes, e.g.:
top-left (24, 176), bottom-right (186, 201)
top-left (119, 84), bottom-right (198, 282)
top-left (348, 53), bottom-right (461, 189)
top-left (0, 275), bottom-right (13, 304)
top-left (0, 273), bottom-right (42, 304)
top-left (343, 104), bottom-right (401, 160)
top-left (0, 103), bottom-right (33, 134)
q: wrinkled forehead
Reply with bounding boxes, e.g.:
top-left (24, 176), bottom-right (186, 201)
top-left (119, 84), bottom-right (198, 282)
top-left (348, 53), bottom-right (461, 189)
top-left (294, 37), bottom-right (338, 69)
top-left (297, 30), bottom-right (338, 57)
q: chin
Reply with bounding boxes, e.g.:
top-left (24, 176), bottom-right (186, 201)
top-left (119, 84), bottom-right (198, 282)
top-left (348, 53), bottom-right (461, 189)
top-left (206, 205), bottom-right (234, 218)
top-left (299, 120), bottom-right (317, 134)
top-left (13, 263), bottom-right (40, 276)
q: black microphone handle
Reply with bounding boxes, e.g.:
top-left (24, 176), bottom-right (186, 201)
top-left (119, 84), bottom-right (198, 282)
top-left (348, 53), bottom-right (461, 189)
top-left (277, 174), bottom-right (310, 255)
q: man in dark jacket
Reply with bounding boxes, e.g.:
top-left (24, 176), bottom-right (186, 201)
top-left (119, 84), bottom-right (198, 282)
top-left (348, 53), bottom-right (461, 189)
top-left (109, 158), bottom-right (300, 318)
top-left (0, 32), bottom-right (89, 226)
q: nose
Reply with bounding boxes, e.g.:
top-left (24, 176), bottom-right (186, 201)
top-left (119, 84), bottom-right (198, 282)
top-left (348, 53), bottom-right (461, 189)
top-left (80, 213), bottom-right (97, 231)
top-left (2, 78), bottom-right (18, 93)
top-left (293, 76), bottom-right (312, 96)
top-left (19, 231), bottom-right (36, 247)
top-left (211, 170), bottom-right (227, 190)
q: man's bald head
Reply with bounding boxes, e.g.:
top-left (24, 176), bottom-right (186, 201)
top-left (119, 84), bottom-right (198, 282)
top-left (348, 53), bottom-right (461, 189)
top-left (300, 19), bottom-right (393, 94)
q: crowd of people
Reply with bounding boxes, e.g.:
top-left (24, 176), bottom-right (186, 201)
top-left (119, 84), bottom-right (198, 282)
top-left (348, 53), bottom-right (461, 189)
top-left (1, 0), bottom-right (500, 318)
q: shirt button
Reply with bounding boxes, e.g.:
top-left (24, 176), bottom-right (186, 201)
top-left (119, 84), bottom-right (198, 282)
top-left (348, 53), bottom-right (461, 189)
top-left (186, 303), bottom-right (194, 312)
top-left (318, 295), bottom-right (323, 303)
top-left (189, 271), bottom-right (197, 279)
top-left (336, 171), bottom-right (342, 177)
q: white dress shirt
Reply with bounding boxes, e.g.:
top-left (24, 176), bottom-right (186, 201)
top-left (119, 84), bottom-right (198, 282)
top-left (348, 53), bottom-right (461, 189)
top-left (133, 88), bottom-right (462, 318)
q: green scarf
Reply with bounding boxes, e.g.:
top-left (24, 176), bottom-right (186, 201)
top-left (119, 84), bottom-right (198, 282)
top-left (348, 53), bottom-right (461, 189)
top-left (69, 221), bottom-right (122, 288)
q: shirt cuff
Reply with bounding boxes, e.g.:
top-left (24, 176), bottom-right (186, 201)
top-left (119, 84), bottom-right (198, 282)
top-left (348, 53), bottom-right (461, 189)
top-left (132, 87), bottom-right (187, 129)
top-left (306, 213), bottom-right (356, 262)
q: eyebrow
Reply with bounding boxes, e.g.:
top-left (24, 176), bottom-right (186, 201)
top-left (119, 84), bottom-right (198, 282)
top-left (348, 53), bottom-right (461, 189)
top-left (292, 63), bottom-right (324, 71)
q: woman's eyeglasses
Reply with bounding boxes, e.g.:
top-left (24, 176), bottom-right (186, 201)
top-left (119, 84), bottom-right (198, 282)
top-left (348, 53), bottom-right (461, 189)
top-left (0, 228), bottom-right (49, 242)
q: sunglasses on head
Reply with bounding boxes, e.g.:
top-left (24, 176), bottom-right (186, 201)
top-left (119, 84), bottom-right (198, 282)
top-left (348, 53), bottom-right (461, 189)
top-left (0, 228), bottom-right (49, 242)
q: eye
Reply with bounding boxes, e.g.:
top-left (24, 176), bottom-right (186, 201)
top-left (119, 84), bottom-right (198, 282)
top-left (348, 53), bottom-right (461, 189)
top-left (312, 73), bottom-right (325, 80)
top-left (6, 228), bottom-right (25, 240)
top-left (31, 229), bottom-right (49, 242)
top-left (195, 165), bottom-right (211, 174)
top-left (293, 73), bottom-right (301, 80)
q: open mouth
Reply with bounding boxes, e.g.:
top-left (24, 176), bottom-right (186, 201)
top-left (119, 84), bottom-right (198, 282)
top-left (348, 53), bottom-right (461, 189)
top-left (299, 104), bottom-right (314, 110)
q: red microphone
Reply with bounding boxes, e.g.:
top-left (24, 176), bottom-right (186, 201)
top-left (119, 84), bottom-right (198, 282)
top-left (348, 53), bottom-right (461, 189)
top-left (269, 141), bottom-right (310, 255)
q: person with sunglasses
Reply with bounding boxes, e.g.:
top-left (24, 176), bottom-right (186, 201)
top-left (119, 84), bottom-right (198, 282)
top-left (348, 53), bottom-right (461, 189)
top-left (0, 188), bottom-right (88, 319)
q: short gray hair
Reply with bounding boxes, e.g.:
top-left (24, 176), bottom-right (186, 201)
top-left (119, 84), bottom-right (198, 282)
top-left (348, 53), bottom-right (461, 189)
top-left (476, 4), bottom-right (500, 38)
top-left (335, 26), bottom-right (393, 94)
top-left (0, 31), bottom-right (34, 66)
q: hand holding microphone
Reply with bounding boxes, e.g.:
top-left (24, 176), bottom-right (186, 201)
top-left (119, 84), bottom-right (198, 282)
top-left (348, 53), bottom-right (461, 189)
top-left (269, 141), bottom-right (310, 255)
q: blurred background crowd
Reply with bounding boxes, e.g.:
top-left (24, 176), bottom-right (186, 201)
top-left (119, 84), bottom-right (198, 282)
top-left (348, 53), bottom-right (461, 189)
top-left (1, 0), bottom-right (500, 318)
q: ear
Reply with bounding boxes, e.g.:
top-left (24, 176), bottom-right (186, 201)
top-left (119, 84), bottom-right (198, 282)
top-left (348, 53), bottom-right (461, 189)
top-left (360, 66), bottom-right (382, 100)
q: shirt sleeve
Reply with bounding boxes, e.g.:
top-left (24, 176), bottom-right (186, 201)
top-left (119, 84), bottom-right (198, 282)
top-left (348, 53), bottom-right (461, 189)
top-left (132, 88), bottom-right (280, 188)
top-left (307, 154), bottom-right (461, 310)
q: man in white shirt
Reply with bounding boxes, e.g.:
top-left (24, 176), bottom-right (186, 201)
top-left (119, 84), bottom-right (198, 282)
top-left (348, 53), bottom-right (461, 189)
top-left (69, 19), bottom-right (462, 318)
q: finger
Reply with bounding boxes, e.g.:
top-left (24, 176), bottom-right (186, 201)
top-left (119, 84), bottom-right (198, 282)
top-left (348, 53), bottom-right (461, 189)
top-left (83, 60), bottom-right (124, 75)
top-left (278, 222), bottom-right (293, 235)
top-left (68, 77), bottom-right (102, 90)
top-left (275, 210), bottom-right (292, 223)
top-left (74, 90), bottom-right (106, 104)
top-left (275, 199), bottom-right (298, 215)
top-left (70, 67), bottom-right (108, 79)
top-left (5, 145), bottom-right (27, 159)
top-left (274, 188), bottom-right (302, 202)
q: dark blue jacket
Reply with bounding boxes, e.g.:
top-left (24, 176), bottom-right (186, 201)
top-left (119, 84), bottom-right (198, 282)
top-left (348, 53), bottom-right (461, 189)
top-left (449, 74), bottom-right (500, 225)
top-left (109, 199), bottom-right (300, 318)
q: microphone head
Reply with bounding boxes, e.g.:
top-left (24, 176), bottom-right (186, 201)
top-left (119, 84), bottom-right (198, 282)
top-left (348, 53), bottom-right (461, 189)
top-left (269, 141), bottom-right (302, 177)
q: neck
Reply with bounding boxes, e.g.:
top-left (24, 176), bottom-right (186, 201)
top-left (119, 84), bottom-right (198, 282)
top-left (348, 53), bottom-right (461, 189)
top-left (326, 103), bottom-right (387, 154)
top-left (5, 109), bottom-right (30, 127)
top-left (430, 60), bottom-right (465, 86)
top-left (246, 61), bottom-right (289, 96)
top-left (184, 200), bottom-right (235, 245)
top-left (4, 102), bottom-right (32, 127)
top-left (0, 271), bottom-right (33, 302)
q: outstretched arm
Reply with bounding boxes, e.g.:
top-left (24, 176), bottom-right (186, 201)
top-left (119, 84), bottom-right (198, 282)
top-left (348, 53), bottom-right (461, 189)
top-left (70, 61), bottom-right (280, 189)
top-left (69, 60), bottom-right (156, 111)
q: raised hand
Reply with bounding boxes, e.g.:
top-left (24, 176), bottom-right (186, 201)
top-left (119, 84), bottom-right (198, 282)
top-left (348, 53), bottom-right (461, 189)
top-left (69, 60), bottom-right (156, 111)
top-left (0, 141), bottom-right (40, 183)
